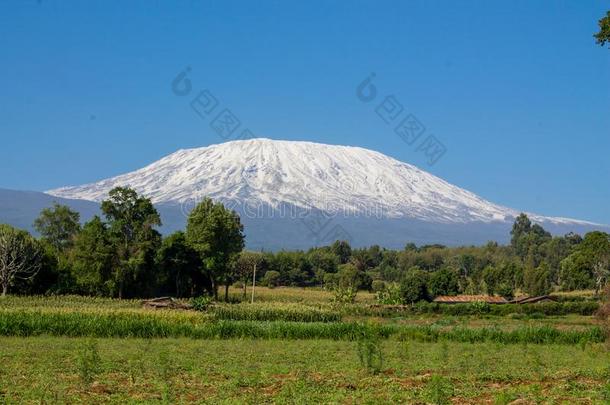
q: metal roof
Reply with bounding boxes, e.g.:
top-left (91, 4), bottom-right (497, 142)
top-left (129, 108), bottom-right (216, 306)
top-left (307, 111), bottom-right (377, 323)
top-left (433, 295), bottom-right (508, 304)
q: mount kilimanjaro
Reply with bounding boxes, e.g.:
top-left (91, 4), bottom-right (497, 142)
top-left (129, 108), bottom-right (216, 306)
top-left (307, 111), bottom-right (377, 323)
top-left (1, 139), bottom-right (605, 249)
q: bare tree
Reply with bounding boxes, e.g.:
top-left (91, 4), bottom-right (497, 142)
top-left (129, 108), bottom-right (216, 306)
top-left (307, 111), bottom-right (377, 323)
top-left (233, 251), bottom-right (264, 300)
top-left (594, 260), bottom-right (610, 296)
top-left (0, 225), bottom-right (42, 296)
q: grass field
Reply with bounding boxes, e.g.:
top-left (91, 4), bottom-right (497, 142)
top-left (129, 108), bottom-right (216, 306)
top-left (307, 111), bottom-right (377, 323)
top-left (0, 288), bottom-right (608, 403)
top-left (1, 338), bottom-right (610, 404)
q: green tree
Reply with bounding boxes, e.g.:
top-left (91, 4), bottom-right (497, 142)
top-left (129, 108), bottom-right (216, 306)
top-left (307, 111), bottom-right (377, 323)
top-left (541, 234), bottom-right (581, 285)
top-left (482, 265), bottom-right (499, 295)
top-left (185, 198), bottom-right (244, 300)
top-left (399, 267), bottom-right (429, 304)
top-left (523, 262), bottom-right (551, 296)
top-left (261, 270), bottom-right (280, 287)
top-left (0, 224), bottom-right (42, 296)
top-left (156, 231), bottom-right (202, 297)
top-left (560, 231), bottom-right (610, 293)
top-left (594, 11), bottom-right (610, 48)
top-left (307, 248), bottom-right (339, 285)
top-left (510, 213), bottom-right (532, 246)
top-left (428, 267), bottom-right (460, 297)
top-left (33, 203), bottom-right (81, 252)
top-left (331, 240), bottom-right (352, 264)
top-left (70, 216), bottom-right (113, 295)
top-left (101, 187), bottom-right (162, 298)
top-left (337, 263), bottom-right (370, 290)
top-left (510, 214), bottom-right (551, 263)
top-left (560, 254), bottom-right (594, 291)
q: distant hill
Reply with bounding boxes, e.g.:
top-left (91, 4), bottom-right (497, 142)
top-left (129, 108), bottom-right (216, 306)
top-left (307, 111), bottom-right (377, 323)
top-left (0, 188), bottom-right (101, 234)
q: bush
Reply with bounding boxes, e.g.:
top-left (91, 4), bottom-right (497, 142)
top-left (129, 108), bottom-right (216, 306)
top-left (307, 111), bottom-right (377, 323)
top-left (261, 271), bottom-right (281, 288)
top-left (400, 269), bottom-right (429, 304)
top-left (376, 283), bottom-right (403, 305)
top-left (191, 296), bottom-right (213, 311)
top-left (331, 286), bottom-right (357, 304)
top-left (371, 280), bottom-right (386, 293)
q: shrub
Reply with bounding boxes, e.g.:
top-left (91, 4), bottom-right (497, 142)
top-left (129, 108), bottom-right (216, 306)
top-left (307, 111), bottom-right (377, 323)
top-left (261, 271), bottom-right (281, 288)
top-left (371, 280), bottom-right (386, 293)
top-left (468, 301), bottom-right (491, 315)
top-left (191, 295), bottom-right (213, 311)
top-left (399, 269), bottom-right (429, 304)
top-left (376, 283), bottom-right (403, 305)
top-left (331, 286), bottom-right (357, 305)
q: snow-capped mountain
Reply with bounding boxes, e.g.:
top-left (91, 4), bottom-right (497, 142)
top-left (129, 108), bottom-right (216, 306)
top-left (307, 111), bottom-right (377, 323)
top-left (47, 138), bottom-right (594, 227)
top-left (28, 138), bottom-right (607, 249)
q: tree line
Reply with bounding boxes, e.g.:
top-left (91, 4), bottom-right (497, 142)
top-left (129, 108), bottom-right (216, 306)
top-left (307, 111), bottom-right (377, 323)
top-left (0, 186), bottom-right (608, 301)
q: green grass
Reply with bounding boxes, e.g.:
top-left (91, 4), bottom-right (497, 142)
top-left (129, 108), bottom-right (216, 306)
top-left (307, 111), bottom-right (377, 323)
top-left (1, 337), bottom-right (609, 403)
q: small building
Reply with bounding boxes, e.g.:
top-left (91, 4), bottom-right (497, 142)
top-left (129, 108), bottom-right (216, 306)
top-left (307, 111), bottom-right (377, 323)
top-left (433, 295), bottom-right (508, 304)
top-left (510, 295), bottom-right (557, 304)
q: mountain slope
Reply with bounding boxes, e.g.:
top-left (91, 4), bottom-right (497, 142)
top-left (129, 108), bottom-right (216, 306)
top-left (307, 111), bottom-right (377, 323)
top-left (0, 189), bottom-right (100, 234)
top-left (47, 139), bottom-right (595, 227)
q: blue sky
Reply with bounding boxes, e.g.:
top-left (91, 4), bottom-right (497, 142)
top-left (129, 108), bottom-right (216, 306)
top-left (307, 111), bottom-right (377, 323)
top-left (1, 0), bottom-right (609, 224)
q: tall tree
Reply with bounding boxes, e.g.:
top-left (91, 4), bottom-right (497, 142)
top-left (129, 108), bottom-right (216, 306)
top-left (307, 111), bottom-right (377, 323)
top-left (101, 187), bottom-right (162, 298)
top-left (185, 198), bottom-right (244, 300)
top-left (331, 240), bottom-right (352, 264)
top-left (579, 232), bottom-right (610, 294)
top-left (510, 214), bottom-right (551, 262)
top-left (155, 231), bottom-right (202, 297)
top-left (510, 213), bottom-right (532, 248)
top-left (594, 11), bottom-right (610, 48)
top-left (0, 224), bottom-right (42, 296)
top-left (70, 216), bottom-right (114, 295)
top-left (33, 203), bottom-right (81, 252)
top-left (523, 262), bottom-right (551, 296)
top-left (560, 232), bottom-right (610, 292)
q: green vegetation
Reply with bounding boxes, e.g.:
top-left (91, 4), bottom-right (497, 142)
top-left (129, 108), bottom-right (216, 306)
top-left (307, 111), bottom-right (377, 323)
top-left (0, 287), bottom-right (607, 402)
top-left (2, 337), bottom-right (610, 403)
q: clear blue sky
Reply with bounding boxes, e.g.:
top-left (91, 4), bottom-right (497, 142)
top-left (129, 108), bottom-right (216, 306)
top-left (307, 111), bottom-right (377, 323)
top-left (1, 0), bottom-right (609, 224)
